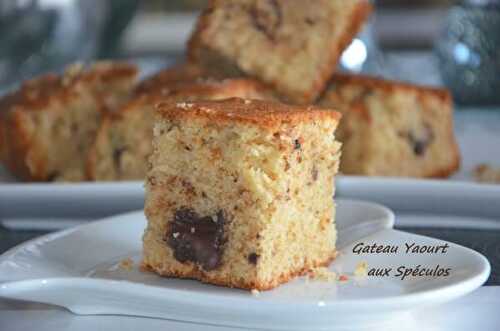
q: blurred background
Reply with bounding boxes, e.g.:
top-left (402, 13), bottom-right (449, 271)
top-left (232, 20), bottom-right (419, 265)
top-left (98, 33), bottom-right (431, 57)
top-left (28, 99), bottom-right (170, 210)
top-left (1, 0), bottom-right (499, 104)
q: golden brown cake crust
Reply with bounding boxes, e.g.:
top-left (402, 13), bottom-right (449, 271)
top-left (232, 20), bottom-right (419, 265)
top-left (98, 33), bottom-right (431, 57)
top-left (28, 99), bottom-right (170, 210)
top-left (0, 62), bottom-right (137, 113)
top-left (142, 253), bottom-right (336, 291)
top-left (137, 61), bottom-right (276, 101)
top-left (0, 62), bottom-right (138, 181)
top-left (188, 0), bottom-right (372, 104)
top-left (135, 62), bottom-right (208, 95)
top-left (146, 78), bottom-right (276, 102)
top-left (166, 78), bottom-right (276, 100)
top-left (327, 73), bottom-right (452, 103)
top-left (123, 78), bottom-right (277, 118)
top-left (157, 98), bottom-right (341, 130)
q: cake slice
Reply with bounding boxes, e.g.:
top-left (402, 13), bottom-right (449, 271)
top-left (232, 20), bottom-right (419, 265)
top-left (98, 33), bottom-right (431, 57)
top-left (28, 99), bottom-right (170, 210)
top-left (0, 62), bottom-right (138, 181)
top-left (87, 78), bottom-right (276, 181)
top-left (319, 73), bottom-right (460, 178)
top-left (188, 0), bottom-right (372, 104)
top-left (143, 98), bottom-right (342, 290)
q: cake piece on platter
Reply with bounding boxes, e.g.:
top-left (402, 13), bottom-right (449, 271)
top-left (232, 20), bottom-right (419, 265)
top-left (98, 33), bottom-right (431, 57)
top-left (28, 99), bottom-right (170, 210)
top-left (0, 62), bottom-right (138, 181)
top-left (188, 0), bottom-right (372, 104)
top-left (87, 78), bottom-right (275, 181)
top-left (319, 73), bottom-right (460, 178)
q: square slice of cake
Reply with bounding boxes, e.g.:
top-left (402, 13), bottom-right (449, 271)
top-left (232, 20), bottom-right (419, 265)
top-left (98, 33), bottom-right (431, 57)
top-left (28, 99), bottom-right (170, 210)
top-left (87, 78), bottom-right (276, 181)
top-left (319, 74), bottom-right (460, 178)
top-left (143, 98), bottom-right (342, 290)
top-left (188, 0), bottom-right (372, 104)
top-left (0, 62), bottom-right (138, 181)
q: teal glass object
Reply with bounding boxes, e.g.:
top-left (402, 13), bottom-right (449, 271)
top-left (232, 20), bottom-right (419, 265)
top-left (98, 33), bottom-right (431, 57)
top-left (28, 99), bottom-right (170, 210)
top-left (435, 0), bottom-right (500, 105)
top-left (0, 0), bottom-right (107, 91)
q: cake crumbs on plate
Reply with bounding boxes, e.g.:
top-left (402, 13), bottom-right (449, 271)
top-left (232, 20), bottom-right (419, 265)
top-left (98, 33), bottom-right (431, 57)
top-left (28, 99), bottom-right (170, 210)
top-left (354, 261), bottom-right (368, 277)
top-left (473, 164), bottom-right (500, 184)
top-left (251, 289), bottom-right (260, 297)
top-left (307, 267), bottom-right (337, 282)
top-left (338, 275), bottom-right (349, 282)
top-left (119, 257), bottom-right (134, 271)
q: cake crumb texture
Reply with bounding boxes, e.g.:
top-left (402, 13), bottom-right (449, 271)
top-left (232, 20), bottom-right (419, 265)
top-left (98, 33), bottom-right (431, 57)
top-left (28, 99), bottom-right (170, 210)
top-left (119, 257), bottom-right (134, 271)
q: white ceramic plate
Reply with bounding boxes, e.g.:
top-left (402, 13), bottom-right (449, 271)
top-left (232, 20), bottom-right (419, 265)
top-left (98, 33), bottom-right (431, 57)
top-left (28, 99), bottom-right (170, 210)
top-left (0, 200), bottom-right (490, 330)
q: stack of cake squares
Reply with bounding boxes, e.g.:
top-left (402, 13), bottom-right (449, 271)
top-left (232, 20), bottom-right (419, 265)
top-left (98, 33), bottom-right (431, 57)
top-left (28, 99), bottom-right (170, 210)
top-left (0, 0), bottom-right (461, 290)
top-left (141, 0), bottom-right (459, 290)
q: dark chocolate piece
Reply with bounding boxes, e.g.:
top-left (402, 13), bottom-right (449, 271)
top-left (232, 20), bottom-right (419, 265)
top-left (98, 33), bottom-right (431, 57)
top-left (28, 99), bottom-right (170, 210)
top-left (70, 123), bottom-right (79, 134)
top-left (250, 0), bottom-right (282, 41)
top-left (46, 171), bottom-right (59, 181)
top-left (312, 166), bottom-right (318, 181)
top-left (305, 17), bottom-right (315, 25)
top-left (405, 124), bottom-right (435, 156)
top-left (113, 146), bottom-right (127, 171)
top-left (294, 139), bottom-right (301, 150)
top-left (166, 208), bottom-right (225, 271)
top-left (248, 252), bottom-right (259, 265)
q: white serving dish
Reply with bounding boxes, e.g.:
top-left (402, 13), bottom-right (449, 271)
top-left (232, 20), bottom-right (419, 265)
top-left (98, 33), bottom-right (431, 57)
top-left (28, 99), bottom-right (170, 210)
top-left (0, 200), bottom-right (490, 330)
